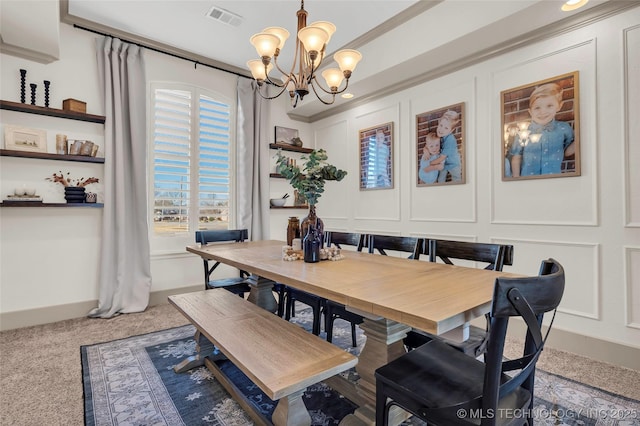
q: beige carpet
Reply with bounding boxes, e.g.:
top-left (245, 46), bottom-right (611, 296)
top-left (1, 302), bottom-right (638, 425)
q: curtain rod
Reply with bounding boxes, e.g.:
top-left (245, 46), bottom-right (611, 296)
top-left (73, 24), bottom-right (251, 80)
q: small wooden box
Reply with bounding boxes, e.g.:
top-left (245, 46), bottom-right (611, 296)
top-left (62, 98), bottom-right (87, 113)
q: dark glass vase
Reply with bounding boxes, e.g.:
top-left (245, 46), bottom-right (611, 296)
top-left (64, 186), bottom-right (86, 203)
top-left (303, 225), bottom-right (321, 263)
top-left (300, 205), bottom-right (324, 248)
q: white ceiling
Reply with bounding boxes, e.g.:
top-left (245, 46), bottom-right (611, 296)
top-left (61, 0), bottom-right (624, 121)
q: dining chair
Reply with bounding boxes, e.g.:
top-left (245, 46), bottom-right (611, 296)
top-left (375, 258), bottom-right (565, 426)
top-left (196, 229), bottom-right (287, 314)
top-left (366, 234), bottom-right (422, 259)
top-left (323, 231), bottom-right (367, 346)
top-left (195, 229), bottom-right (252, 297)
top-left (403, 239), bottom-right (514, 357)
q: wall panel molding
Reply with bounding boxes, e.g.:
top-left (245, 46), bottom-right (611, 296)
top-left (623, 25), bottom-right (640, 227)
top-left (408, 79), bottom-right (477, 224)
top-left (492, 238), bottom-right (600, 320)
top-left (490, 39), bottom-right (598, 227)
top-left (354, 104), bottom-right (402, 221)
top-left (624, 246), bottom-right (640, 329)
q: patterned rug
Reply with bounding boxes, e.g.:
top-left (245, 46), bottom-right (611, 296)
top-left (81, 306), bottom-right (640, 425)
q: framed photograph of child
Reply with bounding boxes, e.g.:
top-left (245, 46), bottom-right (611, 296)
top-left (359, 122), bottom-right (393, 190)
top-left (501, 71), bottom-right (580, 181)
top-left (416, 102), bottom-right (465, 186)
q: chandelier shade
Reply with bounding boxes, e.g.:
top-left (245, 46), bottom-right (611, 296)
top-left (247, 0), bottom-right (362, 107)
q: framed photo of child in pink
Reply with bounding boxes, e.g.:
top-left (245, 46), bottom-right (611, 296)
top-left (359, 122), bottom-right (393, 190)
top-left (501, 71), bottom-right (580, 181)
top-left (416, 102), bottom-right (465, 186)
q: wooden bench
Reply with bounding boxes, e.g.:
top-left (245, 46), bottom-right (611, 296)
top-left (169, 289), bottom-right (358, 426)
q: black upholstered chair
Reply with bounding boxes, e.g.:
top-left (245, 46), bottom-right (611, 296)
top-left (323, 231), bottom-right (366, 346)
top-left (195, 229), bottom-right (251, 296)
top-left (403, 239), bottom-right (514, 357)
top-left (376, 258), bottom-right (565, 426)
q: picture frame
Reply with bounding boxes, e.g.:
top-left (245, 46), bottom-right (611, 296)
top-left (501, 71), bottom-right (580, 181)
top-left (359, 122), bottom-right (393, 190)
top-left (4, 125), bottom-right (47, 153)
top-left (293, 190), bottom-right (308, 207)
top-left (274, 126), bottom-right (300, 146)
top-left (416, 103), bottom-right (465, 186)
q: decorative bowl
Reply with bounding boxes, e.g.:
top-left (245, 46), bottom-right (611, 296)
top-left (270, 198), bottom-right (286, 207)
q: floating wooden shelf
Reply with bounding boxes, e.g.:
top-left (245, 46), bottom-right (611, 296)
top-left (270, 205), bottom-right (309, 209)
top-left (0, 149), bottom-right (105, 163)
top-left (269, 143), bottom-right (313, 154)
top-left (0, 202), bottom-right (104, 208)
top-left (0, 100), bottom-right (106, 124)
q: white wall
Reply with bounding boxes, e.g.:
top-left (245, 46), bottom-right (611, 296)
top-left (0, 24), bottom-right (104, 318)
top-left (308, 9), bottom-right (640, 352)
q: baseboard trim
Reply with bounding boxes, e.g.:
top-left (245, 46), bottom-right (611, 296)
top-left (508, 320), bottom-right (640, 371)
top-left (0, 285), bottom-right (202, 331)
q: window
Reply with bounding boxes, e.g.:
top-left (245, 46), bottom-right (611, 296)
top-left (151, 86), bottom-right (233, 235)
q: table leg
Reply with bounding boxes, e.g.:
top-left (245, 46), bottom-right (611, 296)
top-left (246, 274), bottom-right (278, 313)
top-left (272, 388), bottom-right (312, 426)
top-left (340, 318), bottom-right (411, 426)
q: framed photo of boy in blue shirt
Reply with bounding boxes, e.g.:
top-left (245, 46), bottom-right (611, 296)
top-left (416, 102), bottom-right (465, 186)
top-left (501, 71), bottom-right (581, 181)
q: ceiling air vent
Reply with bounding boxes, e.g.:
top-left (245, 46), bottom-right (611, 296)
top-left (206, 6), bottom-right (243, 27)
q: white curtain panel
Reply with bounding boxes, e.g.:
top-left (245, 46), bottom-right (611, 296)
top-left (236, 79), bottom-right (270, 240)
top-left (89, 37), bottom-right (151, 318)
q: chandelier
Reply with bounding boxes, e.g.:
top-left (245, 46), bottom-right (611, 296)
top-left (247, 0), bottom-right (362, 108)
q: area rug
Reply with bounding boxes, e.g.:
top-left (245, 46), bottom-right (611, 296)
top-left (82, 307), bottom-right (640, 425)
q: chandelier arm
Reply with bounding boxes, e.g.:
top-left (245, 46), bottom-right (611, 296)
top-left (310, 75), bottom-right (350, 95)
top-left (308, 80), bottom-right (336, 105)
top-left (265, 67), bottom-right (290, 88)
top-left (256, 83), bottom-right (292, 100)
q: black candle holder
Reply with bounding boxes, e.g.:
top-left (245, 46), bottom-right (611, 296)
top-left (20, 69), bottom-right (27, 103)
top-left (30, 83), bottom-right (37, 105)
top-left (44, 80), bottom-right (50, 108)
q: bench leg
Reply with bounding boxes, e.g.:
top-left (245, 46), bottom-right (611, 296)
top-left (272, 389), bottom-right (311, 426)
top-left (173, 330), bottom-right (224, 373)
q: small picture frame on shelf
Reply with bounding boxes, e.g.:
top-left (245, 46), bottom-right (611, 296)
top-left (275, 126), bottom-right (300, 146)
top-left (4, 125), bottom-right (47, 153)
top-left (293, 190), bottom-right (308, 207)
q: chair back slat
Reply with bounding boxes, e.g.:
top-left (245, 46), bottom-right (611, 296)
top-left (367, 234), bottom-right (422, 259)
top-left (195, 229), bottom-right (250, 290)
top-left (428, 239), bottom-right (514, 271)
top-left (325, 231), bottom-right (365, 251)
top-left (196, 229), bottom-right (248, 245)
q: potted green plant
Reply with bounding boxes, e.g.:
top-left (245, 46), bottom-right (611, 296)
top-left (275, 149), bottom-right (347, 238)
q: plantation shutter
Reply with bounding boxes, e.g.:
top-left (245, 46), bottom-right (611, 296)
top-left (198, 95), bottom-right (231, 227)
top-left (152, 88), bottom-right (231, 234)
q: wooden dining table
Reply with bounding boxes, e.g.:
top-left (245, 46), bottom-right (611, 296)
top-left (186, 240), bottom-right (519, 426)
